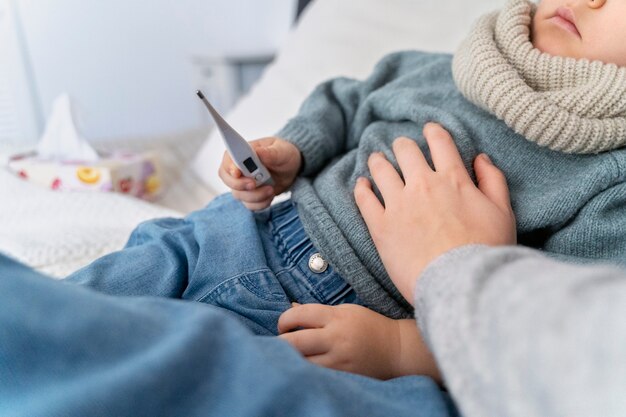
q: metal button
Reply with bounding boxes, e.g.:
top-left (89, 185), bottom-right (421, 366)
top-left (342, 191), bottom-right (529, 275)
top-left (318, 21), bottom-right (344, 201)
top-left (308, 253), bottom-right (328, 273)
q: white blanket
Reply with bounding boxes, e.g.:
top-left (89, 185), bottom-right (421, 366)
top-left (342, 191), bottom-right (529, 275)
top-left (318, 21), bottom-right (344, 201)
top-left (0, 131), bottom-right (216, 278)
top-left (0, 167), bottom-right (181, 278)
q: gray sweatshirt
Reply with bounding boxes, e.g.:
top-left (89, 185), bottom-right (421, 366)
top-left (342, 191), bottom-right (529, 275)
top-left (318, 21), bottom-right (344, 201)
top-left (417, 245), bottom-right (626, 417)
top-left (278, 51), bottom-right (626, 319)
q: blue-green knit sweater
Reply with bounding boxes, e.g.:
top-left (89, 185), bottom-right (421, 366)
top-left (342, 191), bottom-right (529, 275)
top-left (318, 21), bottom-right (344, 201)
top-left (277, 51), bottom-right (626, 319)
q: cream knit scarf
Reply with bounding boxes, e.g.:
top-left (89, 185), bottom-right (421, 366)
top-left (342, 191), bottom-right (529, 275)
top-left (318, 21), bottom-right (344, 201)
top-left (452, 0), bottom-right (626, 154)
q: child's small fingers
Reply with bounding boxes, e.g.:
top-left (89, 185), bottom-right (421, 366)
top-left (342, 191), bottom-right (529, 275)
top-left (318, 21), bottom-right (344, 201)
top-left (232, 186), bottom-right (274, 203)
top-left (278, 329), bottom-right (330, 357)
top-left (243, 199), bottom-right (273, 211)
top-left (220, 152), bottom-right (240, 176)
top-left (277, 304), bottom-right (333, 334)
top-left (306, 354), bottom-right (336, 370)
top-left (255, 145), bottom-right (278, 167)
top-left (225, 161), bottom-right (242, 178)
top-left (218, 166), bottom-right (255, 191)
top-left (222, 176), bottom-right (255, 192)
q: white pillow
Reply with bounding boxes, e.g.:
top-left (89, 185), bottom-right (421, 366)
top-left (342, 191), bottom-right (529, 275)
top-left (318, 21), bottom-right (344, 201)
top-left (193, 0), bottom-right (504, 194)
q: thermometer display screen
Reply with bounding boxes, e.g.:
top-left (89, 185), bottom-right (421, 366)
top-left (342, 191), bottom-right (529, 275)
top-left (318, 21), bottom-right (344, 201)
top-left (243, 157), bottom-right (258, 173)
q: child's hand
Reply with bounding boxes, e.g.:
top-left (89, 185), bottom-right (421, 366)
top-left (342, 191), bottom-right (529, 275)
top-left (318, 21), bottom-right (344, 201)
top-left (278, 303), bottom-right (441, 382)
top-left (218, 137), bottom-right (302, 210)
top-left (354, 123), bottom-right (516, 304)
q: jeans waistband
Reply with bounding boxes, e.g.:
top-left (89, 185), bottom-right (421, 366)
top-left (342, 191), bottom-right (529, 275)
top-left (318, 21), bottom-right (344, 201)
top-left (267, 199), bottom-right (357, 305)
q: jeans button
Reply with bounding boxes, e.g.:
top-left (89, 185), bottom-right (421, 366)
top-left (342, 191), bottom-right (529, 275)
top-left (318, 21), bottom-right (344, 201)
top-left (308, 253), bottom-right (328, 273)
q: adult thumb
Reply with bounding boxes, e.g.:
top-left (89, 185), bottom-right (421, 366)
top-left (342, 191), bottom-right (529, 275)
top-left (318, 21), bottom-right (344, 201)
top-left (474, 154), bottom-right (512, 212)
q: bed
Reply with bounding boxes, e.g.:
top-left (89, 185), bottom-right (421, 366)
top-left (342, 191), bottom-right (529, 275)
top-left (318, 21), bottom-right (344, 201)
top-left (0, 0), bottom-right (503, 278)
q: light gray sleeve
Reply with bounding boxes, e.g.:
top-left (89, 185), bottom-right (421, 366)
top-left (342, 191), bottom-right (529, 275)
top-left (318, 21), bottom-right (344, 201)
top-left (414, 245), bottom-right (626, 417)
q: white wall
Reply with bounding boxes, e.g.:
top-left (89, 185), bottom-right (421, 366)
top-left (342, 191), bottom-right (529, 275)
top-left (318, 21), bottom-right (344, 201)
top-left (14, 0), bottom-right (296, 142)
top-left (0, 0), bottom-right (41, 150)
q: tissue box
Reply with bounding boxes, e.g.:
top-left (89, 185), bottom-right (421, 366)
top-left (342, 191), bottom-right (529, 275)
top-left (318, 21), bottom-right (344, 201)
top-left (7, 151), bottom-right (163, 200)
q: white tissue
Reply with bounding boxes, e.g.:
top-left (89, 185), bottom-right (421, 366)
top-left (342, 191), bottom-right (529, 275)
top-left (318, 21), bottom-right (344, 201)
top-left (36, 94), bottom-right (99, 162)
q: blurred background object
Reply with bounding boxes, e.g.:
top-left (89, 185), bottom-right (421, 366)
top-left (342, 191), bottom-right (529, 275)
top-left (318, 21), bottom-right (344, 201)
top-left (0, 0), bottom-right (299, 151)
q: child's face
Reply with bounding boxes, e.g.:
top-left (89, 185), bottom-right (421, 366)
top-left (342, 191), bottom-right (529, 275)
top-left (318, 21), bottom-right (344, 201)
top-left (532, 0), bottom-right (626, 66)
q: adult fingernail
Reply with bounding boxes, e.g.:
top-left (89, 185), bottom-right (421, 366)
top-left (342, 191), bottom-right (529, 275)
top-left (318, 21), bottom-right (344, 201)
top-left (291, 302), bottom-right (301, 307)
top-left (481, 154), bottom-right (492, 164)
top-left (246, 182), bottom-right (256, 191)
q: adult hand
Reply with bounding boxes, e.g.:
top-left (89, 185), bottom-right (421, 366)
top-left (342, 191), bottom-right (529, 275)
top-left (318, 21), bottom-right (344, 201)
top-left (354, 123), bottom-right (516, 304)
top-left (278, 303), bottom-right (441, 381)
top-left (219, 137), bottom-right (302, 210)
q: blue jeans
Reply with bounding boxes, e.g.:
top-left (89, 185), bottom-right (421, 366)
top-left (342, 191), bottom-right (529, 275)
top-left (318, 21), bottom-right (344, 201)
top-left (0, 253), bottom-right (459, 417)
top-left (66, 194), bottom-right (362, 335)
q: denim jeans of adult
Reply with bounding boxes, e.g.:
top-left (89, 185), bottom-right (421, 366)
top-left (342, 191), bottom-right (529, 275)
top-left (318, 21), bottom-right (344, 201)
top-left (65, 193), bottom-right (362, 335)
top-left (0, 253), bottom-right (460, 417)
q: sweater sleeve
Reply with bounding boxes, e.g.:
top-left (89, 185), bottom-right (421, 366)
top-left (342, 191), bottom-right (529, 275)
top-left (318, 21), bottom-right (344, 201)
top-left (276, 52), bottom-right (420, 177)
top-left (276, 77), bottom-right (365, 177)
top-left (414, 244), bottom-right (626, 417)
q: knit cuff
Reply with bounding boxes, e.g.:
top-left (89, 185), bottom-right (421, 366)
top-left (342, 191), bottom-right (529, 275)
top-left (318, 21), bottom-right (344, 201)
top-left (276, 119), bottom-right (329, 178)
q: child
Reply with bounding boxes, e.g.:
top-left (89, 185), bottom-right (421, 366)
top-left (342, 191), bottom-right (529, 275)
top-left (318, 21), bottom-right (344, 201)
top-left (67, 0), bottom-right (626, 380)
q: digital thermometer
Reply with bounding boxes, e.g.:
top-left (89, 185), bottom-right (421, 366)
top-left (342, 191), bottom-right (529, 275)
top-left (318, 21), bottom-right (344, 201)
top-left (196, 90), bottom-right (274, 187)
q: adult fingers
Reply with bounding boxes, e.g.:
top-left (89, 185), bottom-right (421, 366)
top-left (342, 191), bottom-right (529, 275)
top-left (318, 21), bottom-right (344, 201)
top-left (368, 152), bottom-right (405, 204)
top-left (354, 177), bottom-right (385, 226)
top-left (423, 123), bottom-right (468, 179)
top-left (279, 329), bottom-right (331, 357)
top-left (277, 304), bottom-right (334, 334)
top-left (392, 137), bottom-right (431, 185)
top-left (474, 154), bottom-right (513, 213)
